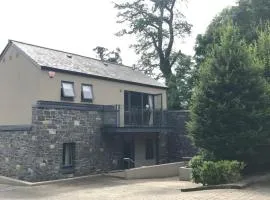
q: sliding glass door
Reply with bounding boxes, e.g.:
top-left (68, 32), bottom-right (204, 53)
top-left (124, 91), bottom-right (162, 126)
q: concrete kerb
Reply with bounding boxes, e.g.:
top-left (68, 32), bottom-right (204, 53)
top-left (0, 174), bottom-right (104, 187)
top-left (181, 173), bottom-right (270, 192)
top-left (105, 162), bottom-right (187, 180)
top-left (181, 183), bottom-right (243, 192)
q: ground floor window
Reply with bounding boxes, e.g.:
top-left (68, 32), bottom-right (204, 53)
top-left (63, 143), bottom-right (75, 168)
top-left (145, 139), bottom-right (154, 160)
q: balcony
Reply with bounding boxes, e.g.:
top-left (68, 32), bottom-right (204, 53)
top-left (123, 106), bottom-right (165, 127)
top-left (102, 105), bottom-right (171, 134)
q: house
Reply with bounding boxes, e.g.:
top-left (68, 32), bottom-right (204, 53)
top-left (0, 40), bottom-right (195, 182)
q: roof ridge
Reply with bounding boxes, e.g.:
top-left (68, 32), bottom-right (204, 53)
top-left (10, 39), bottom-right (134, 69)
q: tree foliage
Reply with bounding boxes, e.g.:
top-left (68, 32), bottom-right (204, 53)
top-left (93, 46), bottom-right (122, 64)
top-left (188, 22), bottom-right (270, 166)
top-left (253, 24), bottom-right (270, 82)
top-left (167, 53), bottom-right (196, 109)
top-left (114, 0), bottom-right (192, 81)
top-left (195, 0), bottom-right (270, 66)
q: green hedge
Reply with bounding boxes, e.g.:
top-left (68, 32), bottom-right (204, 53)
top-left (189, 156), bottom-right (245, 185)
top-left (188, 155), bottom-right (204, 183)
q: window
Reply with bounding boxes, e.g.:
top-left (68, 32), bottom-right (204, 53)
top-left (61, 81), bottom-right (75, 100)
top-left (145, 139), bottom-right (154, 160)
top-left (62, 143), bottom-right (75, 168)
top-left (81, 84), bottom-right (93, 102)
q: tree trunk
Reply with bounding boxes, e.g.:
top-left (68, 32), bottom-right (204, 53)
top-left (160, 59), bottom-right (172, 83)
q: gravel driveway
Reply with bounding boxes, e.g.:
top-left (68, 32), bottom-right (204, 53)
top-left (1, 176), bottom-right (270, 200)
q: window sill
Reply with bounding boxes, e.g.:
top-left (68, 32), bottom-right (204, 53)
top-left (62, 165), bottom-right (73, 169)
top-left (61, 166), bottom-right (75, 174)
top-left (61, 97), bottom-right (75, 101)
top-left (81, 99), bottom-right (93, 103)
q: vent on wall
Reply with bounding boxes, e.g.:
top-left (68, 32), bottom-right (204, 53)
top-left (66, 55), bottom-right (72, 59)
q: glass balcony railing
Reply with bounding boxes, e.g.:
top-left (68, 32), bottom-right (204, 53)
top-left (124, 107), bottom-right (162, 127)
top-left (103, 105), bottom-right (167, 127)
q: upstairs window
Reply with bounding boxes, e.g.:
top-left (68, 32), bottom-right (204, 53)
top-left (81, 84), bottom-right (93, 102)
top-left (61, 81), bottom-right (75, 100)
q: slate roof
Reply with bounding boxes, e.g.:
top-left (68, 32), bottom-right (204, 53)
top-left (10, 40), bottom-right (166, 88)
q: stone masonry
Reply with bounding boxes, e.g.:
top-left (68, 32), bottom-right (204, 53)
top-left (0, 102), bottom-right (195, 182)
top-left (0, 126), bottom-right (35, 180)
top-left (0, 102), bottom-right (121, 182)
top-left (167, 111), bottom-right (197, 162)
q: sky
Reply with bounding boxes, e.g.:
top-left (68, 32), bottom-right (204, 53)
top-left (0, 0), bottom-right (236, 66)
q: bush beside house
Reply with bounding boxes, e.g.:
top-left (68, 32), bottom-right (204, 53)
top-left (189, 155), bottom-right (245, 185)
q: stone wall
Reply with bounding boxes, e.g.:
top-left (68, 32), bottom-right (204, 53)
top-left (166, 111), bottom-right (197, 162)
top-left (157, 130), bottom-right (170, 164)
top-left (0, 102), bottom-right (196, 182)
top-left (147, 111), bottom-right (196, 165)
top-left (0, 102), bottom-right (121, 182)
top-left (0, 126), bottom-right (35, 180)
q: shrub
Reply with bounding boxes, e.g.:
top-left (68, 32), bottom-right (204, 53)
top-left (217, 160), bottom-right (245, 183)
top-left (188, 155), bottom-right (204, 183)
top-left (189, 155), bottom-right (204, 168)
top-left (191, 159), bottom-right (245, 186)
top-left (200, 161), bottom-right (222, 185)
top-left (198, 150), bottom-right (216, 161)
top-left (188, 151), bottom-right (216, 184)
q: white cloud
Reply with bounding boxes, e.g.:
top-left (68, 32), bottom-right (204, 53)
top-left (0, 0), bottom-right (236, 66)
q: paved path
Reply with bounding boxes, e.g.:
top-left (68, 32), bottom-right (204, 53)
top-left (1, 177), bottom-right (270, 200)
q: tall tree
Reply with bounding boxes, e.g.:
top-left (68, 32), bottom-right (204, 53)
top-left (93, 46), bottom-right (108, 61)
top-left (254, 24), bottom-right (270, 81)
top-left (93, 46), bottom-right (122, 64)
top-left (194, 8), bottom-right (233, 65)
top-left (195, 0), bottom-right (270, 66)
top-left (188, 22), bottom-right (270, 167)
top-left (106, 48), bottom-right (122, 64)
top-left (167, 53), bottom-right (196, 109)
top-left (114, 0), bottom-right (192, 81)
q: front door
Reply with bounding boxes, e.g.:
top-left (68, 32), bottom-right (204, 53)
top-left (123, 135), bottom-right (135, 169)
